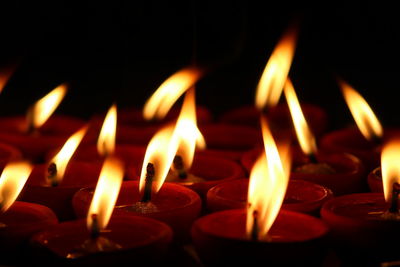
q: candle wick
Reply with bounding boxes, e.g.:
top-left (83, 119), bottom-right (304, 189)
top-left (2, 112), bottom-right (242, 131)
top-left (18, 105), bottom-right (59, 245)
top-left (141, 163), bottom-right (154, 203)
top-left (251, 210), bottom-right (259, 242)
top-left (90, 214), bottom-right (100, 240)
top-left (26, 106), bottom-right (36, 135)
top-left (389, 182), bottom-right (400, 214)
top-left (47, 162), bottom-right (59, 187)
top-left (173, 155), bottom-right (187, 179)
top-left (308, 153), bottom-right (318, 164)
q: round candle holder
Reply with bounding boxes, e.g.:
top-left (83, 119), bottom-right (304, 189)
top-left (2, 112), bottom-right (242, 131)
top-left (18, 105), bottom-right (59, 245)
top-left (367, 167), bottom-right (383, 193)
top-left (241, 147), bottom-right (365, 195)
top-left (0, 115), bottom-right (86, 162)
top-left (19, 161), bottom-right (102, 221)
top-left (30, 215), bottom-right (172, 266)
top-left (0, 142), bottom-right (22, 169)
top-left (0, 201), bottom-right (58, 264)
top-left (321, 193), bottom-right (400, 264)
top-left (198, 124), bottom-right (262, 161)
top-left (207, 179), bottom-right (333, 215)
top-left (72, 181), bottom-right (201, 242)
top-left (219, 103), bottom-right (328, 137)
top-left (191, 209), bottom-right (329, 266)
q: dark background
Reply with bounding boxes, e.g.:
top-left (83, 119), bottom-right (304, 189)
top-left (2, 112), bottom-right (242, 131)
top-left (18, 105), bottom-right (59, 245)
top-left (1, 1), bottom-right (399, 129)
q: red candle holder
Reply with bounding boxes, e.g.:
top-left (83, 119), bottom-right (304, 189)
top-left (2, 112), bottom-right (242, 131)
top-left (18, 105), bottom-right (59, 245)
top-left (0, 142), bottom-right (22, 169)
top-left (207, 179), bottom-right (333, 215)
top-left (367, 167), bottom-right (383, 193)
top-left (18, 161), bottom-right (102, 221)
top-left (219, 103), bottom-right (328, 137)
top-left (191, 209), bottom-right (329, 266)
top-left (241, 147), bottom-right (365, 195)
top-left (30, 215), bottom-right (172, 265)
top-left (198, 124), bottom-right (262, 161)
top-left (72, 181), bottom-right (201, 242)
top-left (0, 201), bottom-right (58, 263)
top-left (321, 193), bottom-right (400, 264)
top-left (0, 115), bottom-right (86, 161)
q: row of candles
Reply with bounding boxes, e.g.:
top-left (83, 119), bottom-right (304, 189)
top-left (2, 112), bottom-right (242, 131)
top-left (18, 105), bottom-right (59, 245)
top-left (0, 26), bottom-right (398, 266)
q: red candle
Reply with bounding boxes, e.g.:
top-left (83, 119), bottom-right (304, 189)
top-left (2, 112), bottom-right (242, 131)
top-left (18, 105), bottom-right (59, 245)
top-left (0, 142), bottom-right (22, 169)
top-left (321, 193), bottom-right (399, 263)
top-left (19, 161), bottom-right (102, 221)
top-left (72, 180), bottom-right (201, 242)
top-left (207, 179), bottom-right (332, 215)
top-left (30, 215), bottom-right (172, 265)
top-left (198, 124), bottom-right (262, 161)
top-left (242, 147), bottom-right (365, 195)
top-left (0, 202), bottom-right (58, 261)
top-left (191, 209), bottom-right (329, 266)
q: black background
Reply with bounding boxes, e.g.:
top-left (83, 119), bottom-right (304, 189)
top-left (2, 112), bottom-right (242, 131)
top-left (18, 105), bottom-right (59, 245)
top-left (1, 1), bottom-right (400, 130)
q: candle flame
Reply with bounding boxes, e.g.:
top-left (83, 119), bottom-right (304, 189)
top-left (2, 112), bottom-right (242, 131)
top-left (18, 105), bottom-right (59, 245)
top-left (87, 156), bottom-right (124, 231)
top-left (140, 125), bottom-right (179, 193)
top-left (340, 80), bottom-right (383, 141)
top-left (27, 84), bottom-right (67, 130)
top-left (284, 79), bottom-right (317, 156)
top-left (143, 67), bottom-right (202, 120)
top-left (246, 117), bottom-right (291, 240)
top-left (0, 65), bottom-right (16, 93)
top-left (171, 87), bottom-right (206, 170)
top-left (381, 139), bottom-right (400, 202)
top-left (0, 161), bottom-right (33, 212)
top-left (97, 104), bottom-right (117, 156)
top-left (49, 126), bottom-right (88, 185)
top-left (255, 27), bottom-right (298, 110)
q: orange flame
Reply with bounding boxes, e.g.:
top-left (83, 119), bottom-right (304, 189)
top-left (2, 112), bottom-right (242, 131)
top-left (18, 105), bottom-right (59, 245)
top-left (381, 139), bottom-right (400, 202)
top-left (97, 104), bottom-right (117, 156)
top-left (87, 156), bottom-right (124, 231)
top-left (0, 161), bottom-right (33, 212)
top-left (140, 125), bottom-right (179, 193)
top-left (246, 117), bottom-right (291, 240)
top-left (27, 84), bottom-right (67, 130)
top-left (171, 87), bottom-right (206, 169)
top-left (284, 79), bottom-right (317, 156)
top-left (0, 65), bottom-right (17, 93)
top-left (143, 67), bottom-right (202, 120)
top-left (255, 27), bottom-right (298, 110)
top-left (49, 126), bottom-right (88, 185)
top-left (340, 80), bottom-right (383, 141)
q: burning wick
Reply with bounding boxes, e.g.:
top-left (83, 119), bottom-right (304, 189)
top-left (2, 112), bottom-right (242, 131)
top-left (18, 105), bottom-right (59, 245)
top-left (141, 163), bottom-right (155, 203)
top-left (389, 183), bottom-right (400, 214)
top-left (173, 155), bottom-right (187, 179)
top-left (90, 214), bottom-right (100, 240)
top-left (25, 106), bottom-right (36, 135)
top-left (47, 163), bottom-right (58, 187)
top-left (251, 210), bottom-right (259, 242)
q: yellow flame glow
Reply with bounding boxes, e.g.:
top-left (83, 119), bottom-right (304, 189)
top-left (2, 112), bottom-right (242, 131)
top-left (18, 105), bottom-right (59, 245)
top-left (28, 84), bottom-right (67, 130)
top-left (140, 125), bottom-right (179, 193)
top-left (143, 67), bottom-right (202, 120)
top-left (87, 156), bottom-right (124, 231)
top-left (171, 87), bottom-right (206, 169)
top-left (381, 140), bottom-right (400, 202)
top-left (255, 28), bottom-right (298, 110)
top-left (97, 104), bottom-right (117, 156)
top-left (0, 161), bottom-right (33, 212)
top-left (284, 79), bottom-right (317, 156)
top-left (246, 117), bottom-right (291, 240)
top-left (340, 80), bottom-right (383, 141)
top-left (49, 126), bottom-right (88, 185)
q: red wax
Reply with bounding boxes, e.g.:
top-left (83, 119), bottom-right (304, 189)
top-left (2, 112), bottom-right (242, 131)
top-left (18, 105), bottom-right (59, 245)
top-left (198, 124), bottom-right (262, 161)
top-left (72, 181), bottom-right (201, 242)
top-left (321, 193), bottom-right (400, 263)
top-left (191, 209), bottom-right (329, 266)
top-left (0, 115), bottom-right (86, 161)
top-left (0, 201), bottom-right (58, 261)
top-left (207, 179), bottom-right (333, 215)
top-left (19, 162), bottom-right (102, 221)
top-left (241, 147), bottom-right (365, 195)
top-left (0, 142), bottom-right (22, 169)
top-left (367, 167), bottom-right (383, 193)
top-left (219, 103), bottom-right (328, 137)
top-left (30, 215), bottom-right (172, 265)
